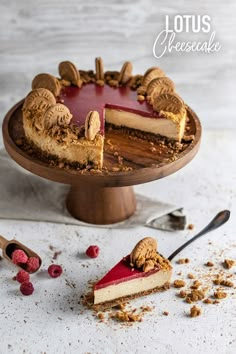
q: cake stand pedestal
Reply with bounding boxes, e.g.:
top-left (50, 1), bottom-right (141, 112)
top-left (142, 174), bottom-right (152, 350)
top-left (67, 185), bottom-right (136, 224)
top-left (2, 100), bottom-right (201, 224)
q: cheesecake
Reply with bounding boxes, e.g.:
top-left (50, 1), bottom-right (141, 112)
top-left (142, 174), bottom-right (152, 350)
top-left (93, 237), bottom-right (172, 306)
top-left (22, 58), bottom-right (187, 169)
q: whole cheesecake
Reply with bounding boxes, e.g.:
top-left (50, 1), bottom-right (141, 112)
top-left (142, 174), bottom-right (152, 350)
top-left (22, 58), bottom-right (187, 169)
top-left (93, 237), bottom-right (172, 307)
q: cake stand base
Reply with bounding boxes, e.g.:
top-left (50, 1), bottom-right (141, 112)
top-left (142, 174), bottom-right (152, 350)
top-left (66, 185), bottom-right (136, 224)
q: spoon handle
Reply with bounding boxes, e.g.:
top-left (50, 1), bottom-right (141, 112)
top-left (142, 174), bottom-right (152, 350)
top-left (168, 210), bottom-right (230, 261)
top-left (0, 235), bottom-right (8, 249)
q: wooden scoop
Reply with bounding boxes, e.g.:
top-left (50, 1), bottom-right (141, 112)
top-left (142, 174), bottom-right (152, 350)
top-left (0, 235), bottom-right (42, 273)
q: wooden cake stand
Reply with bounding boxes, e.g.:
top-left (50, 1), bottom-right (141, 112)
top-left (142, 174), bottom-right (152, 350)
top-left (2, 100), bottom-right (201, 224)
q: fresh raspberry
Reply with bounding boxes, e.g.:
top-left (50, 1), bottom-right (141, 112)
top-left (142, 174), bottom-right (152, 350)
top-left (11, 249), bottom-right (28, 264)
top-left (48, 264), bottom-right (63, 278)
top-left (16, 270), bottom-right (30, 284)
top-left (26, 257), bottom-right (40, 273)
top-left (20, 282), bottom-right (34, 296)
top-left (86, 245), bottom-right (100, 258)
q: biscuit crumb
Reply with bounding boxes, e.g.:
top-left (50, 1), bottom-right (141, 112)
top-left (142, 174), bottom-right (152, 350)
top-left (187, 224), bottom-right (194, 230)
top-left (183, 135), bottom-right (195, 142)
top-left (173, 279), bottom-right (186, 288)
top-left (203, 298), bottom-right (213, 304)
top-left (186, 289), bottom-right (205, 303)
top-left (137, 95), bottom-right (145, 102)
top-left (140, 306), bottom-right (152, 312)
top-left (114, 303), bottom-right (126, 310)
top-left (219, 279), bottom-right (234, 287)
top-left (213, 300), bottom-right (220, 304)
top-left (109, 311), bottom-right (142, 322)
top-left (111, 167), bottom-right (120, 172)
top-left (213, 277), bottom-right (221, 285)
top-left (223, 259), bottom-right (235, 269)
top-left (178, 290), bottom-right (187, 298)
top-left (190, 305), bottom-right (201, 317)
top-left (176, 258), bottom-right (190, 264)
top-left (187, 273), bottom-right (195, 279)
top-left (190, 280), bottom-right (202, 289)
top-left (97, 313), bottom-right (105, 320)
top-left (214, 291), bottom-right (227, 299)
top-left (205, 261), bottom-right (214, 267)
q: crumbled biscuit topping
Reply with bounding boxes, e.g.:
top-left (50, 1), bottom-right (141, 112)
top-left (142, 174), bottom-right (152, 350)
top-left (214, 291), bottom-right (227, 299)
top-left (190, 305), bottom-right (201, 317)
top-left (173, 279), bottom-right (186, 288)
top-left (223, 259), bottom-right (235, 269)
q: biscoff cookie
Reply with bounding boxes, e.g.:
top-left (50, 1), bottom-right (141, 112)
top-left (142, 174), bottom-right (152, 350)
top-left (32, 73), bottom-right (60, 97)
top-left (153, 92), bottom-right (184, 114)
top-left (23, 88), bottom-right (56, 113)
top-left (118, 61), bottom-right (133, 84)
top-left (142, 67), bottom-right (166, 87)
top-left (95, 57), bottom-right (104, 81)
top-left (58, 61), bottom-right (80, 87)
top-left (44, 103), bottom-right (72, 129)
top-left (85, 111), bottom-right (101, 141)
top-left (130, 237), bottom-right (157, 269)
top-left (147, 77), bottom-right (175, 103)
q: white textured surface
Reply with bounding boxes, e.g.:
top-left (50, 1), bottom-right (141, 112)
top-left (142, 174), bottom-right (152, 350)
top-left (0, 131), bottom-right (236, 354)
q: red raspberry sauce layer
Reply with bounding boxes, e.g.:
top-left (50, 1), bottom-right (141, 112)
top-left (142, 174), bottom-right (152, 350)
top-left (94, 255), bottom-right (161, 290)
top-left (59, 84), bottom-right (160, 135)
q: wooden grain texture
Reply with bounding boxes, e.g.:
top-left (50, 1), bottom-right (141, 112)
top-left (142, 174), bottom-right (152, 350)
top-left (2, 100), bottom-right (201, 187)
top-left (2, 99), bottom-right (201, 223)
top-left (66, 185), bottom-right (136, 224)
top-left (0, 0), bottom-right (235, 150)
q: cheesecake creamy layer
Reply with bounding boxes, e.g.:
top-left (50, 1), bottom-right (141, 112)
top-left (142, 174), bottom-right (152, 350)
top-left (94, 269), bottom-right (171, 304)
top-left (105, 109), bottom-right (184, 140)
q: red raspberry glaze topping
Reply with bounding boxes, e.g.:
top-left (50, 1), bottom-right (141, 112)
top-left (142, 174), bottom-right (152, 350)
top-left (16, 270), bottom-right (30, 284)
top-left (12, 249), bottom-right (28, 264)
top-left (20, 282), bottom-right (34, 296)
top-left (48, 264), bottom-right (63, 278)
top-left (26, 257), bottom-right (40, 273)
top-left (86, 245), bottom-right (100, 258)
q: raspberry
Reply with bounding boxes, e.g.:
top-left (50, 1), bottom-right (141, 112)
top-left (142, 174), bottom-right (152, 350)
top-left (16, 270), bottom-right (30, 284)
top-left (26, 257), bottom-right (40, 273)
top-left (48, 264), bottom-right (63, 278)
top-left (11, 249), bottom-right (28, 265)
top-left (86, 245), bottom-right (99, 258)
top-left (20, 282), bottom-right (34, 296)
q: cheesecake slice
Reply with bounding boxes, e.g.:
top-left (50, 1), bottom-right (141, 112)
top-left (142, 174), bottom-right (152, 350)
top-left (93, 237), bottom-right (172, 306)
top-left (22, 58), bottom-right (187, 169)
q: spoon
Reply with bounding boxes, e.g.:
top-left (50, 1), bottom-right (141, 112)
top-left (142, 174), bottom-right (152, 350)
top-left (0, 235), bottom-right (42, 273)
top-left (168, 210), bottom-right (230, 261)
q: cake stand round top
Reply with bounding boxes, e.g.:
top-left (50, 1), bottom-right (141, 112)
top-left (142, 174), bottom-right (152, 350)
top-left (2, 99), bottom-right (201, 188)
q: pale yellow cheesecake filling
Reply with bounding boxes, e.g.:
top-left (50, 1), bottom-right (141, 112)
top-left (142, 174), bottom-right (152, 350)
top-left (23, 120), bottom-right (104, 168)
top-left (105, 108), bottom-right (186, 142)
top-left (94, 268), bottom-right (172, 304)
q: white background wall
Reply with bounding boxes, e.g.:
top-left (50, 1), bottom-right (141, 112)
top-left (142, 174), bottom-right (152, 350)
top-left (0, 0), bottom-right (235, 136)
